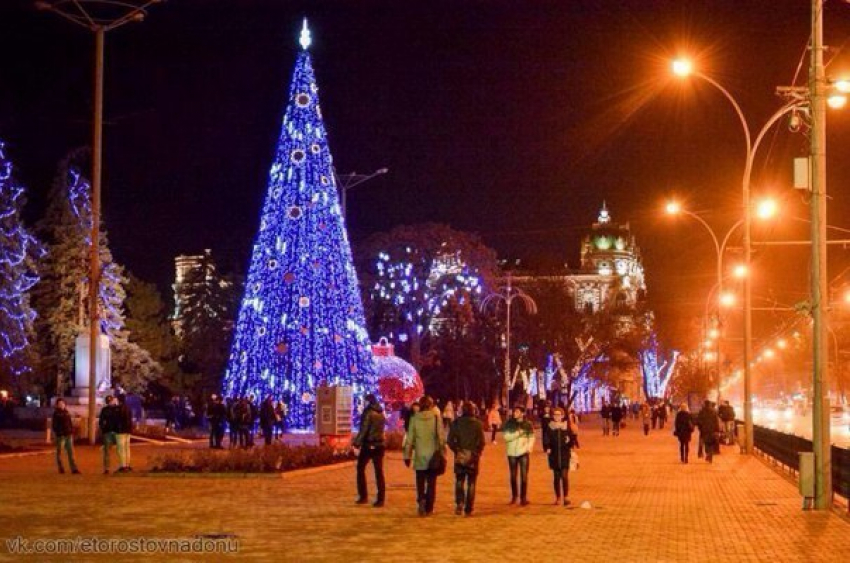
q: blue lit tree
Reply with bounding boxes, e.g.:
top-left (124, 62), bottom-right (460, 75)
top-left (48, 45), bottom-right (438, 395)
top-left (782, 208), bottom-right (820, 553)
top-left (223, 22), bottom-right (376, 430)
top-left (639, 332), bottom-right (679, 399)
top-left (0, 140), bottom-right (43, 380)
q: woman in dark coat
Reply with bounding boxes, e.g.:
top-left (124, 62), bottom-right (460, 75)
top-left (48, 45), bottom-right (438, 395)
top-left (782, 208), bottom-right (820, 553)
top-left (541, 406), bottom-right (577, 506)
top-left (673, 403), bottom-right (695, 463)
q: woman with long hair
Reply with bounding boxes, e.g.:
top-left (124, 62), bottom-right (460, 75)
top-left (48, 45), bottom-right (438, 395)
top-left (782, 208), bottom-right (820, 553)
top-left (403, 396), bottom-right (445, 516)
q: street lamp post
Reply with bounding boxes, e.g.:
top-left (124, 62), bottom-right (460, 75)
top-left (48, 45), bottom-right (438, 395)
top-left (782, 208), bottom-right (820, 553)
top-left (334, 167), bottom-right (388, 220)
top-left (37, 0), bottom-right (161, 444)
top-left (665, 203), bottom-right (774, 404)
top-left (480, 273), bottom-right (537, 410)
top-left (671, 63), bottom-right (807, 458)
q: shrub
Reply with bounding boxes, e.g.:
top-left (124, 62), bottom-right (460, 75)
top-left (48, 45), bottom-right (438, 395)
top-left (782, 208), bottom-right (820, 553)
top-left (149, 443), bottom-right (355, 474)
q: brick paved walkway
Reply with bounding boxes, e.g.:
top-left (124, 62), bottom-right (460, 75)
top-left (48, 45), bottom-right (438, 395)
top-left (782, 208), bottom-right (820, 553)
top-left (0, 417), bottom-right (848, 562)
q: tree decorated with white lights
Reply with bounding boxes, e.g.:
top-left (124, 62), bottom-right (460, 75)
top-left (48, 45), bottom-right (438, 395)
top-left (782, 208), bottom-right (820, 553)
top-left (357, 223), bottom-right (499, 368)
top-left (33, 155), bottom-right (159, 394)
top-left (223, 22), bottom-right (376, 430)
top-left (639, 332), bottom-right (679, 399)
top-left (0, 140), bottom-right (43, 381)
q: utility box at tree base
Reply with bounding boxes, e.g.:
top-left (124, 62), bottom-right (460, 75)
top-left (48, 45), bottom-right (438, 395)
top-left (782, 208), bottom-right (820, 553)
top-left (316, 386), bottom-right (352, 448)
top-left (799, 451), bottom-right (815, 509)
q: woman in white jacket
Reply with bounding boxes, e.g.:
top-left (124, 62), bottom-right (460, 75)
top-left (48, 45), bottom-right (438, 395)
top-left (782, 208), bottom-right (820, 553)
top-left (502, 406), bottom-right (535, 506)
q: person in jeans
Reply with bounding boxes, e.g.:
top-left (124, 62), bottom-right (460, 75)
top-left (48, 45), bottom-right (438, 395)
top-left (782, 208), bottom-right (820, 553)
top-left (447, 401), bottom-right (485, 516)
top-left (116, 394), bottom-right (133, 472)
top-left (503, 405), bottom-right (534, 506)
top-left (353, 394), bottom-right (387, 508)
top-left (542, 407), bottom-right (577, 506)
top-left (52, 399), bottom-right (80, 474)
top-left (403, 396), bottom-right (444, 516)
top-left (99, 395), bottom-right (120, 474)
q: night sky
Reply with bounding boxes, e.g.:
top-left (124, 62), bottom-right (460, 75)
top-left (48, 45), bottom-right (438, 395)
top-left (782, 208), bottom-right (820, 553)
top-left (3, 0), bottom-right (850, 353)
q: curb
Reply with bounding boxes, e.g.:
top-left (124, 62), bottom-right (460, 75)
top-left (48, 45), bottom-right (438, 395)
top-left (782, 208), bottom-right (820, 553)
top-left (139, 460), bottom-right (357, 479)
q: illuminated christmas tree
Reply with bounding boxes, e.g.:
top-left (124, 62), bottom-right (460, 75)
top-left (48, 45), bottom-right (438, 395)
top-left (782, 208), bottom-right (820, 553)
top-left (0, 140), bottom-right (43, 378)
top-left (223, 21), bottom-right (376, 430)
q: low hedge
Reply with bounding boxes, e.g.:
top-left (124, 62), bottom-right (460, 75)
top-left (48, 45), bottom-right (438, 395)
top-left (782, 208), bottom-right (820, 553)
top-left (149, 443), bottom-right (355, 473)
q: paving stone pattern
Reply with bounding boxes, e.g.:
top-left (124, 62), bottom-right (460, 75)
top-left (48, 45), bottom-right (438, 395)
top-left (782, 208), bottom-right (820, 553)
top-left (0, 417), bottom-right (848, 562)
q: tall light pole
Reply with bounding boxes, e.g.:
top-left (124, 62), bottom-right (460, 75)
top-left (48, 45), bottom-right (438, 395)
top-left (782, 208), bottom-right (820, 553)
top-left (37, 0), bottom-right (161, 444)
top-left (809, 0), bottom-right (832, 510)
top-left (334, 167), bottom-right (388, 220)
top-left (671, 61), bottom-right (807, 456)
top-left (481, 273), bottom-right (537, 409)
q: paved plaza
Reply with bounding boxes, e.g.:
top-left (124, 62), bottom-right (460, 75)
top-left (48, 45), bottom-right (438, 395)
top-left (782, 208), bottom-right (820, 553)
top-left (0, 418), bottom-right (848, 562)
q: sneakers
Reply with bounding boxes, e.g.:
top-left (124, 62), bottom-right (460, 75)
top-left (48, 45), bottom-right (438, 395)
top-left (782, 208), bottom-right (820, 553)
top-left (355, 498), bottom-right (369, 505)
top-left (372, 500), bottom-right (384, 508)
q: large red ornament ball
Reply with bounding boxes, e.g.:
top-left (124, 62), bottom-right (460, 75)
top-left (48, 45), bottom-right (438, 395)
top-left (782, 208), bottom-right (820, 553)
top-left (371, 339), bottom-right (424, 407)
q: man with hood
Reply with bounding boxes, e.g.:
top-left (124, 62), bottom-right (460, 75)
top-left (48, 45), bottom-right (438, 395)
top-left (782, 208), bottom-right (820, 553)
top-left (353, 393), bottom-right (387, 507)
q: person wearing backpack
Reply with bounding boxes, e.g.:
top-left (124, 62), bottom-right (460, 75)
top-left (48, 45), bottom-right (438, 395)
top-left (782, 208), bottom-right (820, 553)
top-left (447, 401), bottom-right (485, 516)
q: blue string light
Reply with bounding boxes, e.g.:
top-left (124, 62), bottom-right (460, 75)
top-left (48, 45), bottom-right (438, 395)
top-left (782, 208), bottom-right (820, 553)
top-left (640, 332), bottom-right (679, 399)
top-left (223, 26), bottom-right (376, 430)
top-left (0, 140), bottom-right (43, 375)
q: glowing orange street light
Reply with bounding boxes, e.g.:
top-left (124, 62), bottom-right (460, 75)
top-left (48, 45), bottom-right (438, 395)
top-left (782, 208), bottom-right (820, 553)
top-left (777, 339), bottom-right (787, 349)
top-left (733, 264), bottom-right (748, 279)
top-left (672, 58), bottom-right (693, 77)
top-left (719, 292), bottom-right (736, 307)
top-left (756, 198), bottom-right (779, 219)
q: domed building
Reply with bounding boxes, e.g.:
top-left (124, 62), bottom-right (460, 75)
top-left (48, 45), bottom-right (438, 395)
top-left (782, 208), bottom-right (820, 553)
top-left (572, 202), bottom-right (647, 318)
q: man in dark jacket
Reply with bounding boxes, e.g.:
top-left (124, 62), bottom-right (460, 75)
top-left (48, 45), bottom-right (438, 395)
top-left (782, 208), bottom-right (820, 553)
top-left (353, 394), bottom-right (387, 507)
top-left (116, 394), bottom-right (134, 472)
top-left (697, 400), bottom-right (721, 463)
top-left (207, 395), bottom-right (227, 449)
top-left (610, 403), bottom-right (624, 436)
top-left (259, 396), bottom-right (277, 446)
top-left (447, 401), bottom-right (486, 516)
top-left (52, 398), bottom-right (79, 474)
top-left (99, 395), bottom-right (121, 474)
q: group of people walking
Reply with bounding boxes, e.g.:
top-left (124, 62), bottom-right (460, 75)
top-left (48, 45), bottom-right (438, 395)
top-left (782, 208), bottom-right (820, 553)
top-left (354, 395), bottom-right (580, 517)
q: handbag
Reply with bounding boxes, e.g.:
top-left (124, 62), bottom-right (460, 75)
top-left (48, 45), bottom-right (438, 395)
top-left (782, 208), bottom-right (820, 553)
top-left (427, 416), bottom-right (447, 475)
top-left (455, 449), bottom-right (475, 467)
top-left (569, 451), bottom-right (579, 472)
